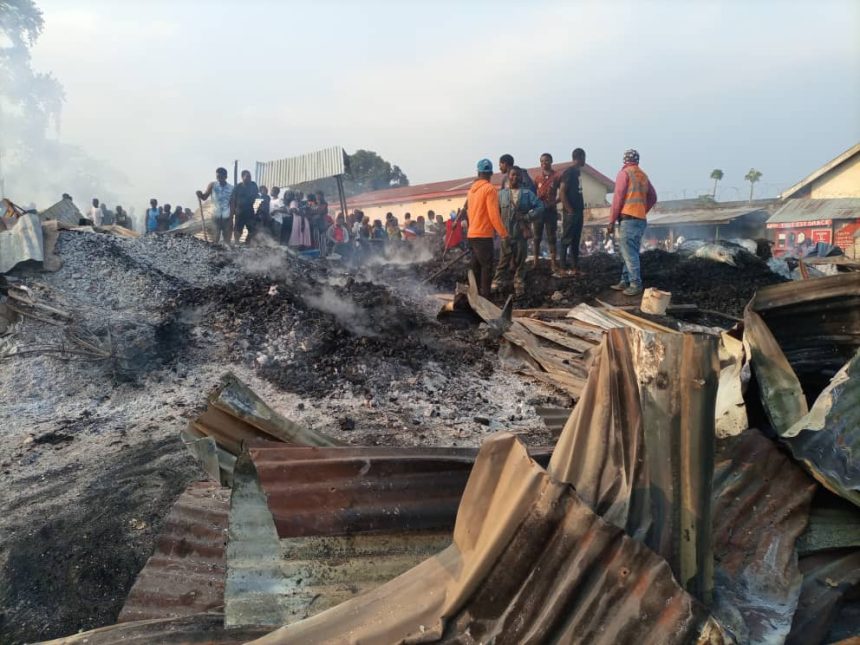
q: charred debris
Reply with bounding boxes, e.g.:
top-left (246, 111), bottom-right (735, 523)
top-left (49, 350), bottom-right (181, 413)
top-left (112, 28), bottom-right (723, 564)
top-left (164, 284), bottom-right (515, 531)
top-left (1, 222), bottom-right (860, 645)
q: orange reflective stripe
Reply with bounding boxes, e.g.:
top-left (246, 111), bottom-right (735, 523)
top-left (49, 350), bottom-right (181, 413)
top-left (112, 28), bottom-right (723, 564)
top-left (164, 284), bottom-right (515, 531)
top-left (621, 166), bottom-right (649, 218)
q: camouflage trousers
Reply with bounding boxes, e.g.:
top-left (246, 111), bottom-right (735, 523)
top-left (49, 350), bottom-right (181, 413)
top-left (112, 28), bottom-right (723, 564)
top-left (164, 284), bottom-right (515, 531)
top-left (493, 237), bottom-right (528, 292)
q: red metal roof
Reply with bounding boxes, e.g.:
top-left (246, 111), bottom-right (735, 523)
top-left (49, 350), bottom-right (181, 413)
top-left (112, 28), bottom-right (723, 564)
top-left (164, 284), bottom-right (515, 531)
top-left (347, 161), bottom-right (615, 209)
top-left (118, 482), bottom-right (230, 623)
top-left (247, 443), bottom-right (553, 538)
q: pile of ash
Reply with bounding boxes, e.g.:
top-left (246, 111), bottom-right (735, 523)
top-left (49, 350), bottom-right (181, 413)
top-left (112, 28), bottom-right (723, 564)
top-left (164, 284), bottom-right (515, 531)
top-left (169, 272), bottom-right (494, 400)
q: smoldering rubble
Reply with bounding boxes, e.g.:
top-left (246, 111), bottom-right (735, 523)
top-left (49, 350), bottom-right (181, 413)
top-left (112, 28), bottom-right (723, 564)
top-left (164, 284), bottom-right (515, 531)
top-left (1, 224), bottom-right (859, 645)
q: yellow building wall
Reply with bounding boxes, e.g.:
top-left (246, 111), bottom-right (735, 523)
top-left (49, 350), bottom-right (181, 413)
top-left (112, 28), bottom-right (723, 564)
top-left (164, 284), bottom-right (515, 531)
top-left (352, 195), bottom-right (467, 225)
top-left (351, 173), bottom-right (610, 225)
top-left (810, 154), bottom-right (860, 198)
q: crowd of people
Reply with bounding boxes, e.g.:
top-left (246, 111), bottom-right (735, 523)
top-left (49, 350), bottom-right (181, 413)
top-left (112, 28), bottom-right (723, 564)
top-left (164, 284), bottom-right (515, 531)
top-left (193, 167), bottom-right (454, 259)
top-left (461, 148), bottom-right (657, 298)
top-left (76, 147), bottom-right (657, 300)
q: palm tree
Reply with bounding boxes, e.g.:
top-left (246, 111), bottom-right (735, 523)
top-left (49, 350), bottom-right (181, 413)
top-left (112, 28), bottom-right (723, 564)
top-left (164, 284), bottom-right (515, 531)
top-left (710, 169), bottom-right (723, 199)
top-left (745, 168), bottom-right (762, 203)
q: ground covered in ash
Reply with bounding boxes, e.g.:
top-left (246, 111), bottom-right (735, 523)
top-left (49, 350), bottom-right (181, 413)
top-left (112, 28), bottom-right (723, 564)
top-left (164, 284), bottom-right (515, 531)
top-left (408, 247), bottom-right (785, 317)
top-left (0, 231), bottom-right (559, 643)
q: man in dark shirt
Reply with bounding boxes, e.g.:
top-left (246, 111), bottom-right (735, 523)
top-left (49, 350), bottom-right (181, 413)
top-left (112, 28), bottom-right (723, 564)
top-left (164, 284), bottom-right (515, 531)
top-left (532, 153), bottom-right (562, 274)
top-left (559, 148), bottom-right (587, 274)
top-left (255, 185), bottom-right (271, 242)
top-left (232, 169), bottom-right (259, 244)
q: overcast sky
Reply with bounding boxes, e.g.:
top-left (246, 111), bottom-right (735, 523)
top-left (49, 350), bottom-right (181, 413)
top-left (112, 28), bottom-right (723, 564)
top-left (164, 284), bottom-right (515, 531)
top-left (29, 0), bottom-right (860, 210)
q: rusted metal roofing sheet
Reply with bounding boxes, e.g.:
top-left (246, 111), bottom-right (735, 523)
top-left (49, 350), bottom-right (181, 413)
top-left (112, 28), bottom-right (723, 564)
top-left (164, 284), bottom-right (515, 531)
top-left (37, 198), bottom-right (82, 226)
top-left (711, 429), bottom-right (817, 643)
top-left (798, 491), bottom-right (860, 555)
top-left (186, 373), bottom-right (343, 456)
top-left (0, 213), bottom-right (44, 273)
top-left (748, 271), bottom-right (860, 402)
top-left (251, 433), bottom-right (727, 644)
top-left (648, 206), bottom-right (770, 227)
top-left (254, 146), bottom-right (347, 188)
top-left (787, 549), bottom-right (860, 645)
top-left (534, 405), bottom-right (572, 434)
top-left (549, 327), bottom-right (718, 603)
top-left (463, 273), bottom-right (599, 398)
top-left (118, 482), bottom-right (230, 623)
top-left (746, 291), bottom-right (860, 507)
top-left (225, 443), bottom-right (551, 627)
top-left (249, 444), bottom-right (489, 537)
top-left (768, 198), bottom-right (860, 224)
top-left (39, 613), bottom-right (269, 644)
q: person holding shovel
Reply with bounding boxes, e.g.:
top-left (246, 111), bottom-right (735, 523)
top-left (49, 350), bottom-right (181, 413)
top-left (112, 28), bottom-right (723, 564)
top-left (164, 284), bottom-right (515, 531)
top-left (196, 167), bottom-right (234, 244)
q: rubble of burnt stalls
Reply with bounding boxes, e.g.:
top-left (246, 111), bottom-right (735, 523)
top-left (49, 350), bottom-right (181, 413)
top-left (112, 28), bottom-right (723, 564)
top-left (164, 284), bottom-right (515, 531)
top-left (1, 219), bottom-right (860, 645)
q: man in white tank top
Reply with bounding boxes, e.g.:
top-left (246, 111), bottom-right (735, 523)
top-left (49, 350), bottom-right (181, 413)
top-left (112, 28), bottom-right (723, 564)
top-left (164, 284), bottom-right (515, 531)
top-left (196, 167), bottom-right (234, 244)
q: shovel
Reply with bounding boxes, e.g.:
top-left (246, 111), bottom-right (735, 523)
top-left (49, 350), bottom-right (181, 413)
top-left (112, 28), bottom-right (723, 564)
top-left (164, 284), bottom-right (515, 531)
top-left (197, 195), bottom-right (209, 243)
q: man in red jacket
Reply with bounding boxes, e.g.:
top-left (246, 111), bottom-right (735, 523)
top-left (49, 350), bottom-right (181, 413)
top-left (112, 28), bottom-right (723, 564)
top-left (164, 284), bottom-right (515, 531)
top-left (607, 149), bottom-right (658, 296)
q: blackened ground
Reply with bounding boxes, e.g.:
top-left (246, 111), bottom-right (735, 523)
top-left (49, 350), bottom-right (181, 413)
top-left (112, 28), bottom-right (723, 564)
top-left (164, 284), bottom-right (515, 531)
top-left (0, 431), bottom-right (200, 644)
top-left (414, 249), bottom-right (785, 318)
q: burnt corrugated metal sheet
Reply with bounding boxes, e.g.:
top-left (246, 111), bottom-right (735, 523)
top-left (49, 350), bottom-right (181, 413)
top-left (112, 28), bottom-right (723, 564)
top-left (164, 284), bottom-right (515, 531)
top-left (118, 482), bottom-right (230, 623)
top-left (534, 405), bottom-right (572, 434)
top-left (751, 273), bottom-right (860, 389)
top-left (746, 302), bottom-right (860, 508)
top-left (787, 549), bottom-right (860, 645)
top-left (711, 429), bottom-right (817, 643)
top-left (38, 613), bottom-right (269, 644)
top-left (784, 349), bottom-right (860, 506)
top-left (798, 491), bottom-right (860, 555)
top-left (225, 444), bottom-right (551, 627)
top-left (255, 146), bottom-right (347, 188)
top-left (38, 198), bottom-right (83, 226)
top-left (186, 373), bottom-right (343, 456)
top-left (251, 433), bottom-right (727, 644)
top-left (549, 328), bottom-right (718, 603)
top-left (464, 273), bottom-right (599, 399)
top-left (0, 213), bottom-right (44, 273)
top-left (249, 444), bottom-right (486, 537)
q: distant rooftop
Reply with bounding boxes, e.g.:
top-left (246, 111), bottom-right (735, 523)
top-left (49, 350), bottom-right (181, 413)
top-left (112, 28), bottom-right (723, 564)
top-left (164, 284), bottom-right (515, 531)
top-left (779, 142), bottom-right (860, 200)
top-left (347, 161), bottom-right (615, 209)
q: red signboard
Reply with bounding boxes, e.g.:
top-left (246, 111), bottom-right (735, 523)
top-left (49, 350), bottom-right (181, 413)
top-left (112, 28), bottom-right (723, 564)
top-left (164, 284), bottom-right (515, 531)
top-left (767, 219), bottom-right (831, 229)
top-left (835, 221), bottom-right (860, 250)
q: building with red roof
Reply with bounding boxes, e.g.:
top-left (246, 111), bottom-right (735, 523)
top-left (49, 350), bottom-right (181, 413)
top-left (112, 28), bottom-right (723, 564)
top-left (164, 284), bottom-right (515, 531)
top-left (346, 161), bottom-right (614, 224)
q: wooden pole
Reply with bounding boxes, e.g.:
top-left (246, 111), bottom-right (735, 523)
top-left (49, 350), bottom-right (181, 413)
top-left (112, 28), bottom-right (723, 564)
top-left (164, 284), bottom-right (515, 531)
top-left (197, 195), bottom-right (209, 243)
top-left (336, 175), bottom-right (348, 220)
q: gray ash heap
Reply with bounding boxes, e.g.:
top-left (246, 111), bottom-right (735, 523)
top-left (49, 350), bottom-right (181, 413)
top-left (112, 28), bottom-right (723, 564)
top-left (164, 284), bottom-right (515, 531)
top-left (167, 264), bottom-right (493, 399)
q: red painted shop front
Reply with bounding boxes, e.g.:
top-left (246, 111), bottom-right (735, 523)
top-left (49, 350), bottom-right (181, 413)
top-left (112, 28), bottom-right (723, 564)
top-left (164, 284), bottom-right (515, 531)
top-left (768, 219), bottom-right (832, 255)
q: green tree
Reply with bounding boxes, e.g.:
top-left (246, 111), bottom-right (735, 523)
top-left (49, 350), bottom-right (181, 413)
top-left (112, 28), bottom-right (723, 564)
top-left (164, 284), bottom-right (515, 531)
top-left (0, 0), bottom-right (122, 205)
top-left (346, 149), bottom-right (409, 193)
top-left (744, 168), bottom-right (762, 203)
top-left (709, 169), bottom-right (723, 199)
top-left (295, 149), bottom-right (409, 201)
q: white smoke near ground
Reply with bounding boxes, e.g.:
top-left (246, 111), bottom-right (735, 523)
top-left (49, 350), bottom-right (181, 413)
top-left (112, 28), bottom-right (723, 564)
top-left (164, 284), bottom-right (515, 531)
top-left (1, 7), bottom-right (127, 213)
top-left (303, 286), bottom-right (377, 337)
top-left (361, 240), bottom-right (436, 267)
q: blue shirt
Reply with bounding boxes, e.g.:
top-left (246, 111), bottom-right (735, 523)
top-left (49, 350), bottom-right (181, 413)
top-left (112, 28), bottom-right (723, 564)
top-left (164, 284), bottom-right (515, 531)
top-left (146, 207), bottom-right (160, 232)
